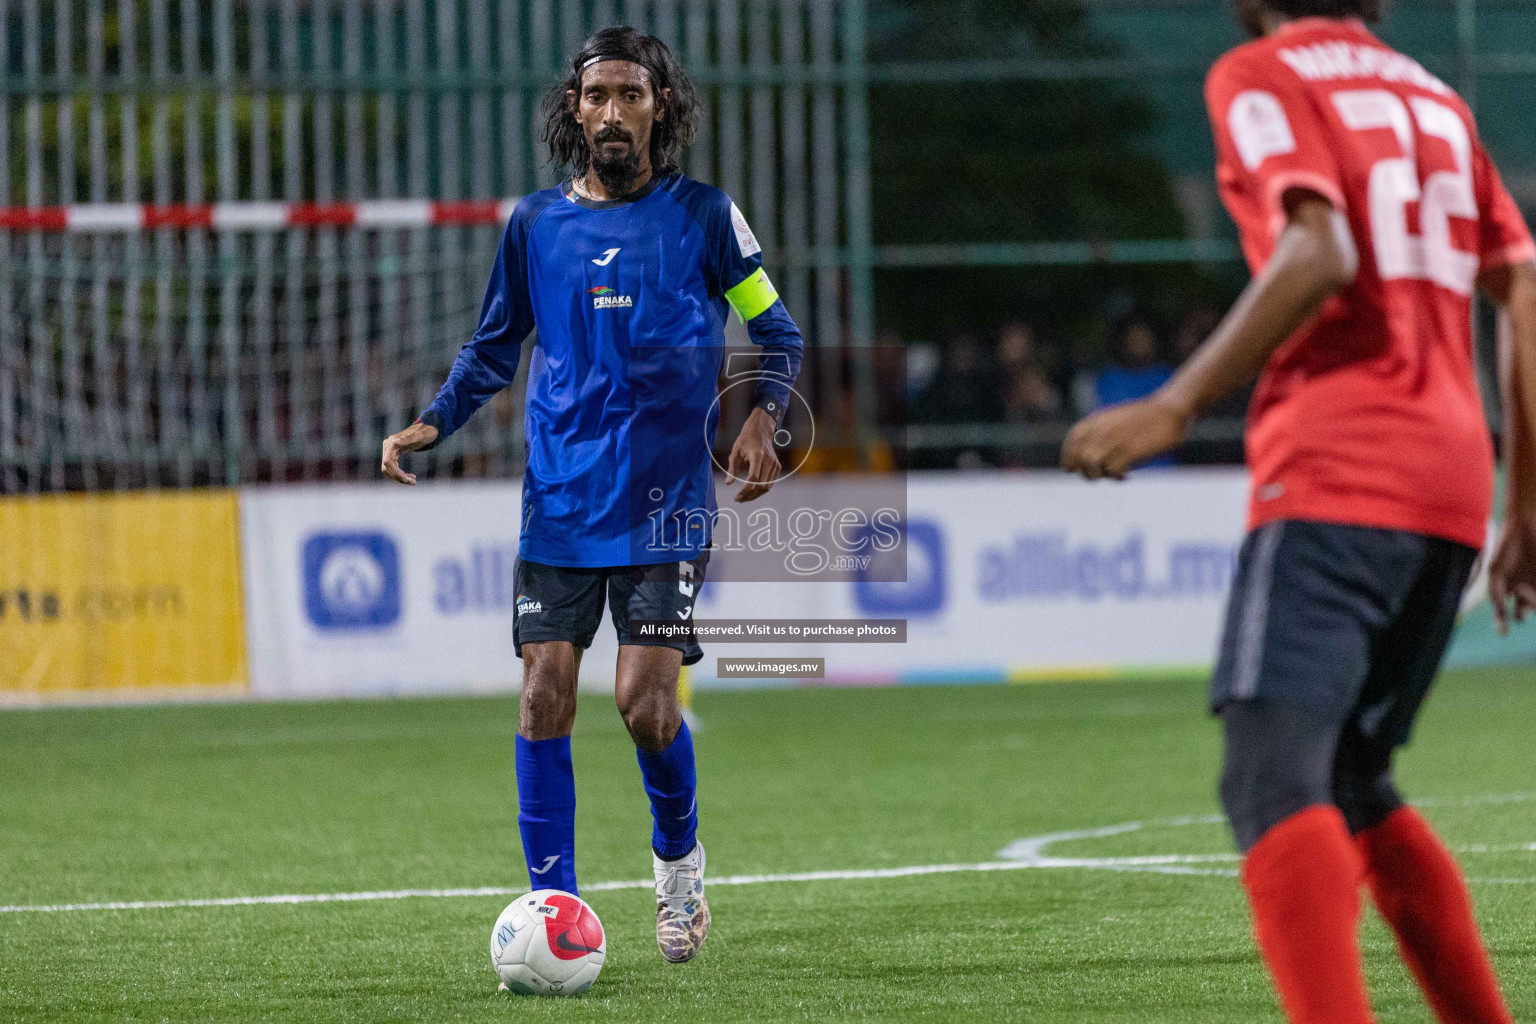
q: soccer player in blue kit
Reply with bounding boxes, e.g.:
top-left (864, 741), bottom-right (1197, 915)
top-left (381, 27), bottom-right (804, 964)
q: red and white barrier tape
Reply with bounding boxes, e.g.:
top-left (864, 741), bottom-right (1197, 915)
top-left (0, 199), bottom-right (520, 233)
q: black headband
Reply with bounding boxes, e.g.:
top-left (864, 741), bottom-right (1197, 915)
top-left (579, 53), bottom-right (665, 85)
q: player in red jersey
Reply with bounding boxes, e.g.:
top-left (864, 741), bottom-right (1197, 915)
top-left (1063, 2), bottom-right (1536, 1023)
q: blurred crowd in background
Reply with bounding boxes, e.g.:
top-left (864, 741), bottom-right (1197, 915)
top-left (889, 299), bottom-right (1250, 470)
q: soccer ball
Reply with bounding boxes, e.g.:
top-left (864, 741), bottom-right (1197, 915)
top-left (490, 889), bottom-right (606, 996)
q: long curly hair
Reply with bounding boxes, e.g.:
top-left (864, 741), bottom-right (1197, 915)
top-left (540, 27), bottom-right (701, 178)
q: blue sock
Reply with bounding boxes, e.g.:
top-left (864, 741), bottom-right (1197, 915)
top-left (515, 734), bottom-right (579, 895)
top-left (635, 719), bottom-right (698, 860)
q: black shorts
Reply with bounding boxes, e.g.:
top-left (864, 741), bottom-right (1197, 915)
top-left (1211, 520), bottom-right (1478, 748)
top-left (512, 551), bottom-right (709, 665)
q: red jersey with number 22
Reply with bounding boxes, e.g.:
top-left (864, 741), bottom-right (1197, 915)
top-left (1206, 18), bottom-right (1535, 549)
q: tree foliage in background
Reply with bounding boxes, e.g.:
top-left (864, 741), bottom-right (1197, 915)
top-left (869, 0), bottom-right (1212, 353)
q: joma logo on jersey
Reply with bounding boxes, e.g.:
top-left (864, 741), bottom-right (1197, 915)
top-left (590, 286), bottom-right (634, 310)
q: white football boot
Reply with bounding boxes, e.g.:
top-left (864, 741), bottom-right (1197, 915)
top-left (653, 841), bottom-right (710, 963)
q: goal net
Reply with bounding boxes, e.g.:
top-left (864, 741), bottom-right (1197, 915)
top-left (1, 214), bottom-right (519, 494)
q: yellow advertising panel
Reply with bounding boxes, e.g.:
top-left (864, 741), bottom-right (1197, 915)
top-left (0, 490), bottom-right (248, 698)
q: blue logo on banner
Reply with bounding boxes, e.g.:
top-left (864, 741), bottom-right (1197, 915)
top-left (302, 532), bottom-right (402, 629)
top-left (852, 519), bottom-right (945, 617)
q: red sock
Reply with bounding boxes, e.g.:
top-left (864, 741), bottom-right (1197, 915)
top-left (1356, 807), bottom-right (1513, 1024)
top-left (1242, 805), bottom-right (1375, 1024)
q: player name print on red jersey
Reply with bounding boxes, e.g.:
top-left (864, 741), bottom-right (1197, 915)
top-left (1206, 17), bottom-right (1536, 550)
top-left (1275, 38), bottom-right (1451, 94)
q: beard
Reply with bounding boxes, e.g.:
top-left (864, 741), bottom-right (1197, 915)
top-left (589, 127), bottom-right (644, 195)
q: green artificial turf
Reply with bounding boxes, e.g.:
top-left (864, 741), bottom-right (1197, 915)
top-left (2, 669), bottom-right (1533, 1022)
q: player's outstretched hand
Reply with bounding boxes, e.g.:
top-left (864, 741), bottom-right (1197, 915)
top-left (1488, 518), bottom-right (1536, 634)
top-left (726, 407), bottom-right (781, 502)
top-left (1060, 395), bottom-right (1190, 481)
top-left (380, 421), bottom-right (440, 485)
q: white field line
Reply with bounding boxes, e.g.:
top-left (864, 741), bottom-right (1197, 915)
top-left (6, 795), bottom-right (1534, 915)
top-left (0, 887), bottom-right (533, 914)
top-left (0, 864), bottom-right (1052, 915)
top-left (996, 817), bottom-right (1239, 878)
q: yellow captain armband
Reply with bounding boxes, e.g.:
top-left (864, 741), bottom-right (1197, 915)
top-left (724, 267), bottom-right (780, 323)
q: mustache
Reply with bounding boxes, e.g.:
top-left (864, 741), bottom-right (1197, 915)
top-left (593, 127), bottom-right (634, 146)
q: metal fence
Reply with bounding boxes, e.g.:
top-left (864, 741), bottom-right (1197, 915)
top-left (0, 0), bottom-right (873, 490)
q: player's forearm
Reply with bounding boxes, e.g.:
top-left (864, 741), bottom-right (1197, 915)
top-left (1160, 200), bottom-right (1355, 419)
top-left (1497, 262), bottom-right (1536, 523)
top-left (423, 341), bottom-right (523, 444)
top-left (425, 224), bottom-right (531, 446)
top-left (742, 405), bottom-right (776, 439)
top-left (746, 306), bottom-right (804, 422)
top-left (394, 419), bottom-right (440, 450)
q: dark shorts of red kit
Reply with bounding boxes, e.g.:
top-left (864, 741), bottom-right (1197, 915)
top-left (512, 552), bottom-right (709, 666)
top-left (1211, 520), bottom-right (1479, 748)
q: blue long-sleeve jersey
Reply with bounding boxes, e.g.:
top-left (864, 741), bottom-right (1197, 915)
top-left (420, 172), bottom-right (805, 567)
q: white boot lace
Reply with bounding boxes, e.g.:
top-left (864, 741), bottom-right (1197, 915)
top-left (655, 847), bottom-right (703, 922)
